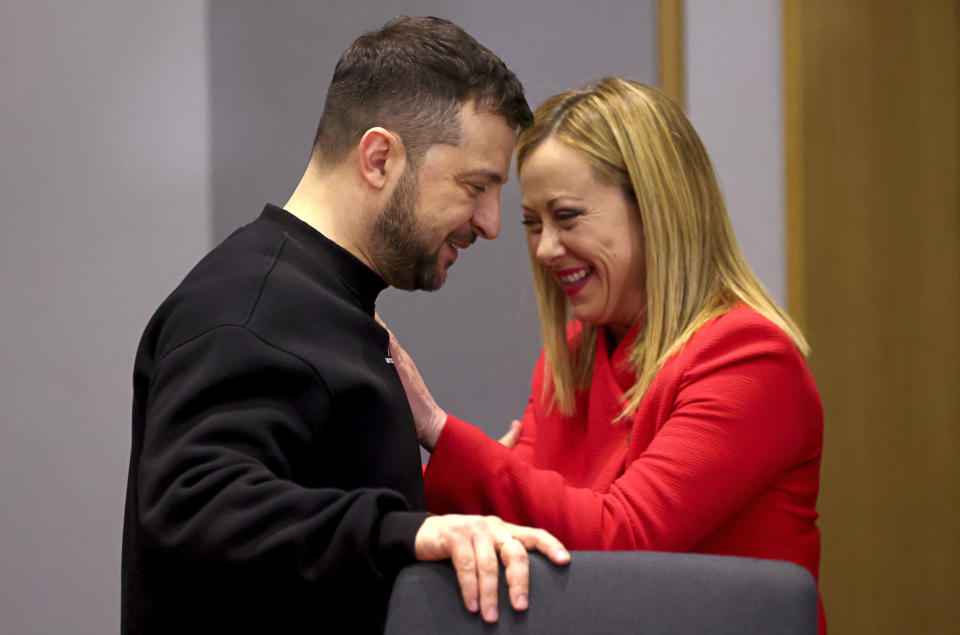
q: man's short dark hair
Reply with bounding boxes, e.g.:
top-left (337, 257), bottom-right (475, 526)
top-left (313, 16), bottom-right (532, 168)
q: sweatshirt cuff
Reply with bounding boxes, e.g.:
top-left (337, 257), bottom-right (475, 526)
top-left (377, 510), bottom-right (429, 572)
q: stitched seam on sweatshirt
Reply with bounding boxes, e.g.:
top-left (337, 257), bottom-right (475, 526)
top-left (149, 322), bottom-right (333, 398)
top-left (152, 234), bottom-right (288, 369)
top-left (242, 235), bottom-right (287, 327)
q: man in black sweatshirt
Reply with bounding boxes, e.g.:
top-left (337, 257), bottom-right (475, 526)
top-left (121, 16), bottom-right (568, 635)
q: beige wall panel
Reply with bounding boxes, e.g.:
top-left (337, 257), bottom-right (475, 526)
top-left (658, 0), bottom-right (685, 107)
top-left (785, 1), bottom-right (960, 633)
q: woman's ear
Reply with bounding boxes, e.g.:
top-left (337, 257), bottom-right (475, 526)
top-left (356, 127), bottom-right (406, 191)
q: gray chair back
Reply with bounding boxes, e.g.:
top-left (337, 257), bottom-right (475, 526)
top-left (385, 551), bottom-right (817, 634)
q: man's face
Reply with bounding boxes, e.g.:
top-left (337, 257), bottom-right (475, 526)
top-left (371, 102), bottom-right (518, 291)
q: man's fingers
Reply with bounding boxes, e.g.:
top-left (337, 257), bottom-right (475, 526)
top-left (449, 537), bottom-right (480, 614)
top-left (499, 537), bottom-right (530, 611)
top-left (510, 526), bottom-right (570, 565)
top-left (473, 532), bottom-right (501, 622)
top-left (415, 515), bottom-right (569, 621)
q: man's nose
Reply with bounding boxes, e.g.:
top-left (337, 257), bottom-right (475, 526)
top-left (471, 197), bottom-right (501, 240)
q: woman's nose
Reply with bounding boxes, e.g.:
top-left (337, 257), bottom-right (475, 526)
top-left (535, 225), bottom-right (564, 264)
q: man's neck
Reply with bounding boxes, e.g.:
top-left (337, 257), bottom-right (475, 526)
top-left (283, 163), bottom-right (383, 277)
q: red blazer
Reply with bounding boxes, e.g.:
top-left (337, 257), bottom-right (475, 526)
top-left (425, 305), bottom-right (825, 631)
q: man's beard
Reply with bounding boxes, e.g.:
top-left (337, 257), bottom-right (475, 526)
top-left (371, 167), bottom-right (446, 291)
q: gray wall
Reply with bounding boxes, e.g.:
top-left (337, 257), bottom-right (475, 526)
top-left (0, 2), bottom-right (210, 633)
top-left (208, 0), bottom-right (657, 444)
top-left (686, 0), bottom-right (786, 305)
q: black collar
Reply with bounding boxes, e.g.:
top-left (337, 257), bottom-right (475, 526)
top-left (258, 204), bottom-right (387, 313)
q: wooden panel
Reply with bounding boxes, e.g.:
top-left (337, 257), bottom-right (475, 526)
top-left (658, 0), bottom-right (685, 108)
top-left (784, 1), bottom-right (960, 633)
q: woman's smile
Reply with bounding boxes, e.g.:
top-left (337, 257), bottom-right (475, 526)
top-left (555, 266), bottom-right (594, 295)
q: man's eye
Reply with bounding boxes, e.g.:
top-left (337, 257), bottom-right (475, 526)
top-left (469, 183), bottom-right (487, 194)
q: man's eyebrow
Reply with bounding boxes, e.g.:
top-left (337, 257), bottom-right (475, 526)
top-left (462, 169), bottom-right (508, 185)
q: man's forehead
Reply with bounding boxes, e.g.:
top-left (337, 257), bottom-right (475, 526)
top-left (459, 100), bottom-right (517, 135)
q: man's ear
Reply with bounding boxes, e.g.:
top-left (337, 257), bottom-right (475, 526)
top-left (357, 127), bottom-right (406, 190)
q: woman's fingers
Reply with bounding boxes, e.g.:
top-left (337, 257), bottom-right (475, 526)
top-left (376, 320), bottom-right (447, 449)
top-left (498, 419), bottom-right (523, 448)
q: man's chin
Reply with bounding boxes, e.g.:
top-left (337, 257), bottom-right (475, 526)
top-left (422, 269), bottom-right (446, 292)
top-left (415, 262), bottom-right (448, 292)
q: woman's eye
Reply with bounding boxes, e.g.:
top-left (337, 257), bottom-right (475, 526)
top-left (520, 218), bottom-right (540, 226)
top-left (556, 209), bottom-right (583, 221)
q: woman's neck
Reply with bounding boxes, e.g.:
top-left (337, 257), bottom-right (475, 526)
top-left (604, 325), bottom-right (624, 356)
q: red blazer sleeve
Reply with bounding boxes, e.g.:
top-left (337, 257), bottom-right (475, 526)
top-left (505, 353), bottom-right (544, 465)
top-left (424, 314), bottom-right (822, 552)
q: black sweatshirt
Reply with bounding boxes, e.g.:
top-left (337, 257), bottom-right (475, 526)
top-left (122, 205), bottom-right (428, 634)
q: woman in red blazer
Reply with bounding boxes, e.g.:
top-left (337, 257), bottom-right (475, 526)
top-left (391, 78), bottom-right (825, 632)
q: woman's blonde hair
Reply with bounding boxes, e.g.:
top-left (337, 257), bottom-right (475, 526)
top-left (516, 78), bottom-right (809, 419)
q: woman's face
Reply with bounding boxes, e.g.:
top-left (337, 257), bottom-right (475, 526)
top-left (519, 136), bottom-right (646, 338)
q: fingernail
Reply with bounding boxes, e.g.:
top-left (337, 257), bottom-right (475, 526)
top-left (556, 549), bottom-right (570, 562)
top-left (467, 598), bottom-right (479, 612)
top-left (484, 606), bottom-right (498, 622)
top-left (515, 593), bottom-right (528, 610)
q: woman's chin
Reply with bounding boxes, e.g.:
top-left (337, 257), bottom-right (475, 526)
top-left (569, 306), bottom-right (601, 327)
